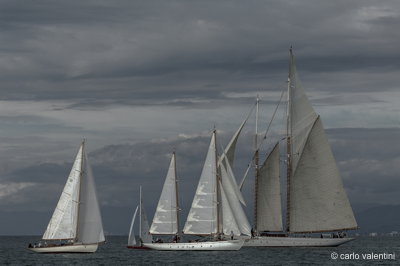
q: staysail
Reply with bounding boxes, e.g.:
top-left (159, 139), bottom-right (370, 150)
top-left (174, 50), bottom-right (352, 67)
top-left (220, 158), bottom-right (251, 236)
top-left (150, 153), bottom-right (179, 235)
top-left (257, 142), bottom-right (282, 232)
top-left (183, 131), bottom-right (218, 235)
top-left (42, 145), bottom-right (83, 240)
top-left (219, 180), bottom-right (240, 236)
top-left (288, 49), bottom-right (357, 233)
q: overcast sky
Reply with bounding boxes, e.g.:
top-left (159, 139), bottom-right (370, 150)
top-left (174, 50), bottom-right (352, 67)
top-left (0, 0), bottom-right (400, 235)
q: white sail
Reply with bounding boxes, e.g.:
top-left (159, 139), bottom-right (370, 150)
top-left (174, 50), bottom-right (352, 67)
top-left (42, 145), bottom-right (83, 240)
top-left (150, 153), bottom-right (178, 235)
top-left (183, 132), bottom-right (218, 235)
top-left (128, 206), bottom-right (139, 246)
top-left (223, 154), bottom-right (246, 206)
top-left (257, 143), bottom-right (282, 232)
top-left (289, 51), bottom-right (318, 173)
top-left (289, 117), bottom-right (358, 232)
top-left (76, 146), bottom-right (105, 244)
top-left (288, 49), bottom-right (357, 233)
top-left (140, 200), bottom-right (153, 243)
top-left (220, 159), bottom-right (251, 236)
top-left (219, 181), bottom-right (240, 236)
top-left (218, 116), bottom-right (249, 168)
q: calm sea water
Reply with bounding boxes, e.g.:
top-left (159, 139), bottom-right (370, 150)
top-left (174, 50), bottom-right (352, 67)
top-left (0, 236), bottom-right (398, 265)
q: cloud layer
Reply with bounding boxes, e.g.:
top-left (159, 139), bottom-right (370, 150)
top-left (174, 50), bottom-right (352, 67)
top-left (0, 0), bottom-right (399, 234)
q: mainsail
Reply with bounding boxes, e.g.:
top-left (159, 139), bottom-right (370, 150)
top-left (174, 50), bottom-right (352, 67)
top-left (183, 131), bottom-right (218, 235)
top-left (150, 153), bottom-right (179, 235)
top-left (287, 49), bottom-right (357, 233)
top-left (75, 145), bottom-right (105, 244)
top-left (257, 142), bottom-right (282, 232)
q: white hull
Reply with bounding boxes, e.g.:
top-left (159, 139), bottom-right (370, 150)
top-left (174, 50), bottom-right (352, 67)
top-left (144, 239), bottom-right (244, 251)
top-left (29, 243), bottom-right (99, 253)
top-left (242, 236), bottom-right (354, 247)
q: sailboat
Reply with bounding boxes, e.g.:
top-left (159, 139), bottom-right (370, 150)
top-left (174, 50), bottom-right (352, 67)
top-left (243, 48), bottom-right (358, 247)
top-left (28, 140), bottom-right (105, 253)
top-left (144, 132), bottom-right (249, 251)
top-left (127, 186), bottom-right (153, 249)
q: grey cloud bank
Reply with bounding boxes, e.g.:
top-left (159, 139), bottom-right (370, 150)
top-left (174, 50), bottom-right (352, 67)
top-left (0, 0), bottom-right (399, 234)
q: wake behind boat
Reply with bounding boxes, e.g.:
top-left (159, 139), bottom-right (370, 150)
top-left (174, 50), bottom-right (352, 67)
top-left (28, 140), bottom-right (105, 253)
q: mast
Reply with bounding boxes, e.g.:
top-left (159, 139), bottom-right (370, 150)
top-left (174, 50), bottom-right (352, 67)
top-left (214, 129), bottom-right (221, 236)
top-left (253, 97), bottom-right (260, 234)
top-left (75, 139), bottom-right (85, 242)
top-left (139, 186), bottom-right (142, 243)
top-left (286, 48), bottom-right (293, 233)
top-left (173, 152), bottom-right (180, 240)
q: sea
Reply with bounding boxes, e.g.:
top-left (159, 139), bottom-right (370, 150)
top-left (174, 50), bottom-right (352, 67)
top-left (0, 236), bottom-right (398, 265)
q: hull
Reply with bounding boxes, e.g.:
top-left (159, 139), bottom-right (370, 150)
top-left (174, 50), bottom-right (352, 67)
top-left (144, 239), bottom-right (244, 251)
top-left (29, 243), bottom-right (98, 253)
top-left (242, 236), bottom-right (354, 247)
top-left (127, 245), bottom-right (150, 250)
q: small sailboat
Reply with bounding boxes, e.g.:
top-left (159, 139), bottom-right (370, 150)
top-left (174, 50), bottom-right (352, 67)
top-left (28, 140), bottom-right (105, 253)
top-left (243, 48), bottom-right (358, 247)
top-left (127, 186), bottom-right (153, 249)
top-left (144, 132), bottom-right (249, 251)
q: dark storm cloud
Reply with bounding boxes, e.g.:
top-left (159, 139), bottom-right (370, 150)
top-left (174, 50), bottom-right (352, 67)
top-left (1, 0), bottom-right (400, 104)
top-left (1, 0), bottom-right (400, 234)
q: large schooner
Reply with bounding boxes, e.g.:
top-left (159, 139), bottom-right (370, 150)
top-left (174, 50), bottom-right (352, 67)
top-left (28, 141), bottom-right (105, 253)
top-left (243, 48), bottom-right (358, 247)
top-left (144, 131), bottom-right (250, 251)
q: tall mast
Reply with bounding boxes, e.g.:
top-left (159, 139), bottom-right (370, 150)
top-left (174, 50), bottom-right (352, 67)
top-left (253, 97), bottom-right (260, 234)
top-left (139, 185), bottom-right (142, 241)
top-left (173, 152), bottom-right (180, 240)
top-left (214, 129), bottom-right (221, 236)
top-left (75, 139), bottom-right (85, 242)
top-left (286, 48), bottom-right (293, 233)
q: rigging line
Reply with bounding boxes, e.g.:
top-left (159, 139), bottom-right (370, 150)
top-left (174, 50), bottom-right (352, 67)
top-left (259, 87), bottom-right (286, 152)
top-left (239, 86), bottom-right (286, 190)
